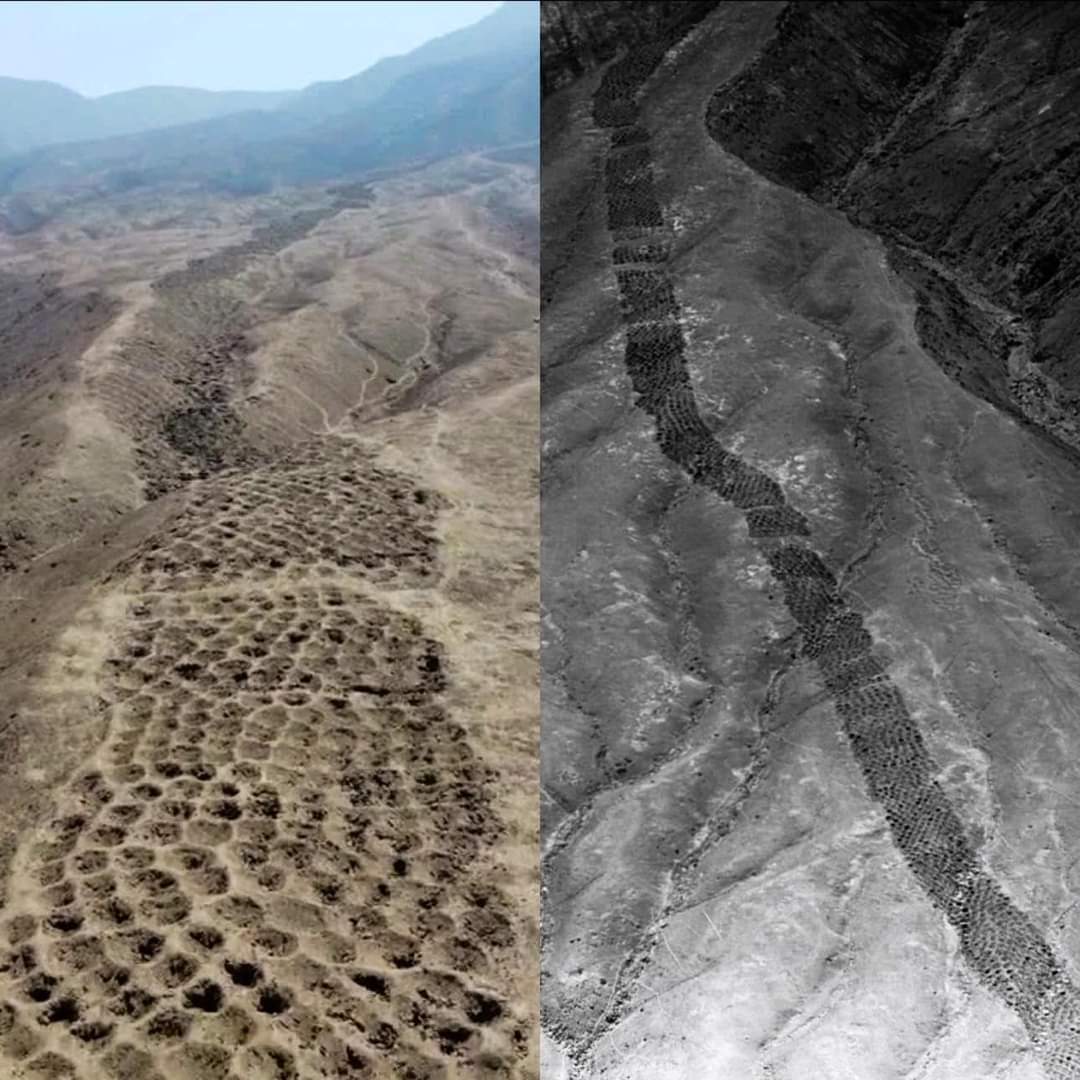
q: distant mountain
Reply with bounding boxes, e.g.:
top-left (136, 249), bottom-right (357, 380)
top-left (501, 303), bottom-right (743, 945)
top-left (270, 48), bottom-right (540, 183)
top-left (284, 0), bottom-right (538, 122)
top-left (94, 86), bottom-right (295, 138)
top-left (0, 76), bottom-right (291, 154)
top-left (0, 1), bottom-right (539, 205)
top-left (0, 77), bottom-right (99, 152)
top-left (0, 1), bottom-right (537, 159)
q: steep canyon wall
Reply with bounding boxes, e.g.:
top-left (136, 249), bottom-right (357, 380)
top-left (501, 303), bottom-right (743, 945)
top-left (708, 0), bottom-right (1080, 454)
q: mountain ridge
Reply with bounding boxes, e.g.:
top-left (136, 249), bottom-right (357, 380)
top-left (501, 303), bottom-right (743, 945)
top-left (0, 1), bottom-right (538, 215)
top-left (285, 0), bottom-right (537, 122)
top-left (0, 1), bottom-right (537, 157)
top-left (0, 75), bottom-right (293, 154)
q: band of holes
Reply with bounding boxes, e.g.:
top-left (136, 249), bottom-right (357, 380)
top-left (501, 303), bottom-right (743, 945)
top-left (593, 37), bottom-right (1080, 1071)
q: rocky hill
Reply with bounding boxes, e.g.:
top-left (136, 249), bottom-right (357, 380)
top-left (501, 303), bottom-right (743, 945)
top-left (541, 2), bottom-right (1080, 1076)
top-left (540, 1), bottom-right (719, 94)
top-left (709, 0), bottom-right (1080, 458)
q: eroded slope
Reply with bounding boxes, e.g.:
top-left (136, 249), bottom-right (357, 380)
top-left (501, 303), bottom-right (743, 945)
top-left (0, 151), bottom-right (538, 1078)
top-left (710, 0), bottom-right (1080, 456)
top-left (542, 3), bottom-right (1080, 1077)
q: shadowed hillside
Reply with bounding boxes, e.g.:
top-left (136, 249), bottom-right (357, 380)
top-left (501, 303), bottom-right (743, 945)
top-left (541, 2), bottom-right (1080, 1077)
top-left (708, 0), bottom-right (1080, 460)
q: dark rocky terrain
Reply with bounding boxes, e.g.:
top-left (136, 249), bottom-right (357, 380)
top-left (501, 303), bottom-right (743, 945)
top-left (711, 0), bottom-right (1080, 456)
top-left (540, 2), bottom-right (719, 95)
top-left (542, 2), bottom-right (1080, 1077)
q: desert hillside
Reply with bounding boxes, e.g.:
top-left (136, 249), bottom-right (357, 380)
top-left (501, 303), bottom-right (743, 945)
top-left (0, 143), bottom-right (538, 1078)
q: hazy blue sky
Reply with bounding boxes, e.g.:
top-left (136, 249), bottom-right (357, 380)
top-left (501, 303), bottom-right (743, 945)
top-left (0, 1), bottom-right (505, 96)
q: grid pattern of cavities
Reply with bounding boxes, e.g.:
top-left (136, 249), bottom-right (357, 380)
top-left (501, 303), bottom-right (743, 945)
top-left (94, 206), bottom-right (347, 502)
top-left (94, 280), bottom-right (262, 501)
top-left (0, 452), bottom-right (528, 1077)
top-left (114, 442), bottom-right (443, 593)
top-left (605, 146), bottom-right (664, 232)
top-left (592, 38), bottom-right (1080, 1076)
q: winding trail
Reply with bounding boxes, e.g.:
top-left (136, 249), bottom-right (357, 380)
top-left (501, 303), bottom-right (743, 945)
top-left (592, 36), bottom-right (1080, 1079)
top-left (347, 300), bottom-right (438, 421)
top-left (448, 198), bottom-right (531, 303)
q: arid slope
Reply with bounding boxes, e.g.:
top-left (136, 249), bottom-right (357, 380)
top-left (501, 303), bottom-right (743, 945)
top-left (542, 4), bottom-right (1080, 1078)
top-left (0, 152), bottom-right (538, 1078)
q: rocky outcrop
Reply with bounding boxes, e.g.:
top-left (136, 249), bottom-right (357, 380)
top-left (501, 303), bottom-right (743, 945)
top-left (706, 0), bottom-right (1080, 454)
top-left (844, 2), bottom-right (1080, 395)
top-left (707, 1), bottom-right (966, 194)
top-left (541, 1), bottom-right (720, 95)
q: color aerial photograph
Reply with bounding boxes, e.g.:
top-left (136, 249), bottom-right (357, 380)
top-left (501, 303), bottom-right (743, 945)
top-left (541, 2), bottom-right (1080, 1078)
top-left (0, 1), bottom-right (538, 1077)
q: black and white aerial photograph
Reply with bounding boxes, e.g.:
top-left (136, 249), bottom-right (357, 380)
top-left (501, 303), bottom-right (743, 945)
top-left (541, 2), bottom-right (1080, 1078)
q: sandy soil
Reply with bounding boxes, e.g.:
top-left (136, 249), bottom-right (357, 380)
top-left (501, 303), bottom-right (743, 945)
top-left (0, 151), bottom-right (537, 1078)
